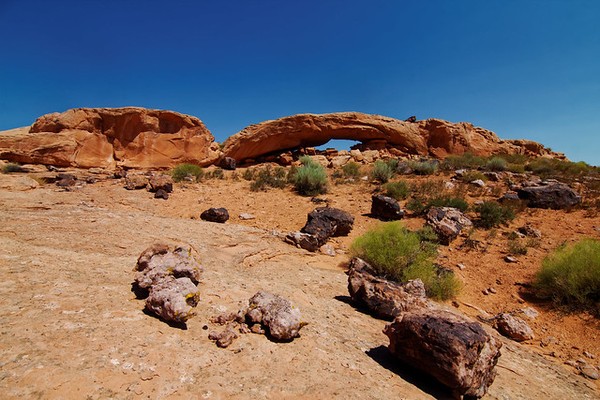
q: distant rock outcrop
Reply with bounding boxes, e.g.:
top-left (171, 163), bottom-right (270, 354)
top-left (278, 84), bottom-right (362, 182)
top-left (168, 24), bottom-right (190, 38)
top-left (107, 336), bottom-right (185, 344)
top-left (221, 112), bottom-right (562, 163)
top-left (0, 108), bottom-right (220, 169)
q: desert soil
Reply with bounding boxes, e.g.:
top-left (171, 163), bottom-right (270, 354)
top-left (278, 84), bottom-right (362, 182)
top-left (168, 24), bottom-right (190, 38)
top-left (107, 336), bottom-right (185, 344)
top-left (0, 165), bottom-right (599, 399)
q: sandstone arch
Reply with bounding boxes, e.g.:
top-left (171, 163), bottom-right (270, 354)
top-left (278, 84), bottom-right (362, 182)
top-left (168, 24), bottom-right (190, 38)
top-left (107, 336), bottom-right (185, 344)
top-left (221, 112), bottom-right (560, 162)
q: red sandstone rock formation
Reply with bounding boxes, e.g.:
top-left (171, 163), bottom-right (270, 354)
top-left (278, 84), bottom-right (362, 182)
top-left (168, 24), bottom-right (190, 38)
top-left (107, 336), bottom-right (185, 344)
top-left (221, 112), bottom-right (562, 162)
top-left (0, 108), bottom-right (220, 169)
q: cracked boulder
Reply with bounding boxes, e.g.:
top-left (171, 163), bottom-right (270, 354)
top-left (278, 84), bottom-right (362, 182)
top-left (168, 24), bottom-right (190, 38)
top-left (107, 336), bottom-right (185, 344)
top-left (371, 194), bottom-right (405, 221)
top-left (385, 308), bottom-right (502, 399)
top-left (517, 182), bottom-right (581, 209)
top-left (300, 207), bottom-right (354, 245)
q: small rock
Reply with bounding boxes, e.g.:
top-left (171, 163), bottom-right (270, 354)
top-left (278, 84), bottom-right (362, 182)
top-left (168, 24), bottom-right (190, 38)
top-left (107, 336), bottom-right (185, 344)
top-left (201, 208), bottom-right (229, 223)
top-left (209, 327), bottom-right (238, 348)
top-left (584, 351), bottom-right (596, 359)
top-left (579, 364), bottom-right (599, 380)
top-left (565, 360), bottom-right (578, 367)
top-left (147, 174), bottom-right (173, 193)
top-left (239, 213), bottom-right (255, 220)
top-left (520, 307), bottom-right (539, 320)
top-left (457, 263), bottom-right (466, 270)
top-left (471, 179), bottom-right (486, 187)
top-left (125, 173), bottom-right (148, 190)
top-left (56, 173), bottom-right (77, 187)
top-left (320, 244), bottom-right (336, 257)
top-left (482, 289), bottom-right (489, 296)
top-left (425, 207), bottom-right (472, 245)
top-left (504, 255), bottom-right (518, 263)
top-left (244, 291), bottom-right (303, 341)
top-left (285, 232), bottom-right (320, 252)
top-left (493, 313), bottom-right (534, 342)
top-left (518, 224), bottom-right (542, 238)
top-left (154, 189), bottom-right (169, 200)
top-left (488, 288), bottom-right (497, 294)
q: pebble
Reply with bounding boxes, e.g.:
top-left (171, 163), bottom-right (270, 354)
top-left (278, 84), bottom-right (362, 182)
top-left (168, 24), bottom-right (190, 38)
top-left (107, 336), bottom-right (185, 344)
top-left (579, 365), bottom-right (599, 380)
top-left (239, 213), bottom-right (256, 220)
top-left (504, 255), bottom-right (518, 263)
top-left (457, 263), bottom-right (466, 270)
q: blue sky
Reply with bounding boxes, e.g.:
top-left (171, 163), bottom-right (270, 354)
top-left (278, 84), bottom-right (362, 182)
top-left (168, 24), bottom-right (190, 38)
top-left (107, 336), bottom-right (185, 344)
top-left (1, 1), bottom-right (599, 165)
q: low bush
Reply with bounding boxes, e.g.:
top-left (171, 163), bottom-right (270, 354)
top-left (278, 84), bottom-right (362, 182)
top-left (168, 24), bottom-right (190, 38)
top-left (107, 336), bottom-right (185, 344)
top-left (242, 168), bottom-right (256, 181)
top-left (408, 160), bottom-right (438, 175)
top-left (459, 171), bottom-right (487, 183)
top-left (171, 163), bottom-right (204, 182)
top-left (534, 239), bottom-right (600, 312)
top-left (384, 181), bottom-right (410, 200)
top-left (2, 163), bottom-right (27, 173)
top-left (507, 238), bottom-right (528, 256)
top-left (442, 153), bottom-right (485, 170)
top-left (350, 222), bottom-right (460, 300)
top-left (371, 160), bottom-right (394, 183)
top-left (342, 161), bottom-right (362, 178)
top-left (485, 157), bottom-right (508, 172)
top-left (293, 158), bottom-right (328, 196)
top-left (250, 166), bottom-right (288, 191)
top-left (526, 158), bottom-right (596, 179)
top-left (474, 201), bottom-right (515, 228)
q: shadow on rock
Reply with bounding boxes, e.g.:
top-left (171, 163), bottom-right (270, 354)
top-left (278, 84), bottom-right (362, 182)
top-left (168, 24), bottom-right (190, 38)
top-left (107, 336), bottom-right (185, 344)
top-left (366, 345), bottom-right (454, 400)
top-left (142, 308), bottom-right (188, 330)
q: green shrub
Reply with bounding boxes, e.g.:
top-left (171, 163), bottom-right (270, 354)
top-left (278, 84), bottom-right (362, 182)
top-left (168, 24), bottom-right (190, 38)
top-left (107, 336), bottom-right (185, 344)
top-left (534, 239), bottom-right (600, 311)
top-left (507, 238), bottom-right (528, 256)
top-left (507, 163), bottom-right (526, 173)
top-left (442, 153), bottom-right (485, 170)
top-left (497, 153), bottom-right (529, 165)
top-left (171, 163), bottom-right (204, 182)
top-left (459, 171), bottom-right (487, 183)
top-left (384, 181), bottom-right (410, 200)
top-left (342, 161), bottom-right (362, 178)
top-left (526, 158), bottom-right (595, 179)
top-left (485, 157), bottom-right (508, 172)
top-left (474, 201), bottom-right (515, 228)
top-left (2, 163), bottom-right (26, 173)
top-left (250, 166), bottom-right (288, 191)
top-left (408, 160), bottom-right (438, 175)
top-left (350, 222), bottom-right (459, 300)
top-left (293, 162), bottom-right (328, 196)
top-left (242, 168), bottom-right (256, 181)
top-left (406, 195), bottom-right (469, 215)
top-left (371, 160), bottom-right (394, 183)
top-left (386, 158), bottom-right (400, 172)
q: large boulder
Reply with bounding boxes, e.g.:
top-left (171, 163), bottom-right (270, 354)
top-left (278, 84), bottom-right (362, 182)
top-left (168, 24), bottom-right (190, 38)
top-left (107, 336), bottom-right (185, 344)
top-left (133, 243), bottom-right (203, 324)
top-left (300, 207), bottom-right (354, 245)
top-left (384, 308), bottom-right (502, 399)
top-left (347, 258), bottom-right (428, 320)
top-left (371, 194), bottom-right (405, 221)
top-left (517, 182), bottom-right (581, 209)
top-left (426, 207), bottom-right (473, 245)
top-left (200, 208), bottom-right (230, 223)
top-left (220, 112), bottom-right (562, 162)
top-left (0, 108), bottom-right (220, 169)
top-left (244, 291), bottom-right (303, 341)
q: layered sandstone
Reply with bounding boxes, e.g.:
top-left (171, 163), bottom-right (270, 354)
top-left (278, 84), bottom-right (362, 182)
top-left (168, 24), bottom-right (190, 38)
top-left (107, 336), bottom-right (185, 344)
top-left (221, 112), bottom-right (561, 162)
top-left (0, 107), bottom-right (220, 169)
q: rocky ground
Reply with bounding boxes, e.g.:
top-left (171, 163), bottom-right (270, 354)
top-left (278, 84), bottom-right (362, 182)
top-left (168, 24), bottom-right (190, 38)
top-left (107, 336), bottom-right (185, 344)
top-left (0, 165), bottom-right (599, 399)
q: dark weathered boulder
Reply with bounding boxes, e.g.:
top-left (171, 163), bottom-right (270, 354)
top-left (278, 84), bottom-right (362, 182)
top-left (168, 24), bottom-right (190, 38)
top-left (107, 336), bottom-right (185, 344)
top-left (219, 156), bottom-right (237, 170)
top-left (493, 313), bottom-right (534, 342)
top-left (56, 173), bottom-right (77, 187)
top-left (426, 207), bottom-right (473, 245)
top-left (301, 207), bottom-right (354, 245)
top-left (517, 182), bottom-right (581, 209)
top-left (200, 207), bottom-right (229, 223)
top-left (371, 194), bottom-right (405, 221)
top-left (154, 189), bottom-right (169, 200)
top-left (347, 258), bottom-right (428, 320)
top-left (245, 291), bottom-right (303, 341)
top-left (384, 308), bottom-right (502, 399)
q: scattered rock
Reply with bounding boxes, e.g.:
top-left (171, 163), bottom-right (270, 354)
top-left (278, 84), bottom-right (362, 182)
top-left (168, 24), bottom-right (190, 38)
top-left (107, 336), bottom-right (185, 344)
top-left (347, 258), bottom-right (428, 320)
top-left (493, 313), bottom-right (534, 342)
top-left (370, 195), bottom-right (405, 221)
top-left (132, 243), bottom-right (203, 324)
top-left (56, 173), bottom-right (77, 187)
top-left (300, 207), bottom-right (354, 245)
top-left (583, 351), bottom-right (595, 359)
top-left (154, 189), bottom-right (169, 200)
top-left (219, 157), bottom-right (237, 170)
top-left (517, 182), bottom-right (581, 209)
top-left (471, 179), bottom-right (486, 187)
top-left (329, 155), bottom-right (351, 168)
top-left (244, 291), bottom-right (303, 341)
top-left (319, 243), bottom-right (336, 257)
top-left (284, 232), bottom-right (320, 252)
top-left (504, 256), bottom-right (518, 263)
top-left (147, 174), bottom-right (173, 193)
top-left (208, 327), bottom-right (238, 348)
top-left (520, 307), bottom-right (539, 320)
top-left (384, 308), bottom-right (502, 399)
top-left (425, 207), bottom-right (473, 245)
top-left (579, 364), bottom-right (599, 380)
top-left (518, 224), bottom-right (542, 238)
top-left (125, 173), bottom-right (149, 190)
top-left (238, 213), bottom-right (255, 220)
top-left (201, 208), bottom-right (229, 223)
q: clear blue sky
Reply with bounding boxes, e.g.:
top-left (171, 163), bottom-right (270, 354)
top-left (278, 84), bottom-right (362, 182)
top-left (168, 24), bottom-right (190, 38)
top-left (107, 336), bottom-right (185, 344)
top-left (1, 1), bottom-right (598, 165)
